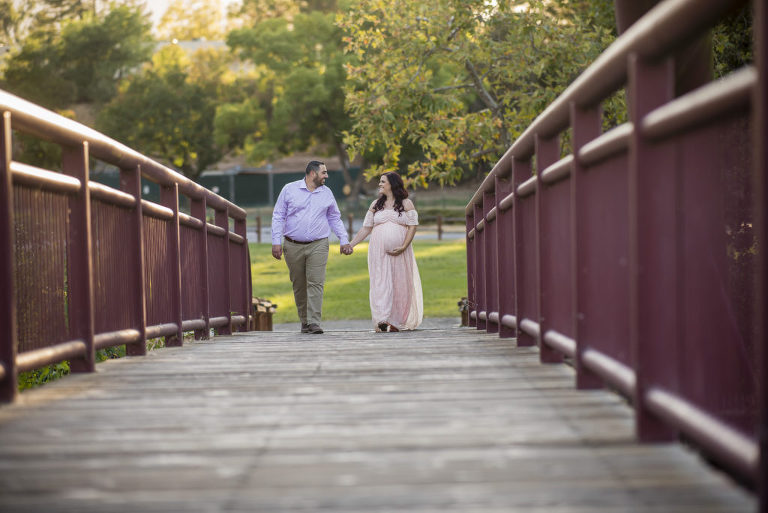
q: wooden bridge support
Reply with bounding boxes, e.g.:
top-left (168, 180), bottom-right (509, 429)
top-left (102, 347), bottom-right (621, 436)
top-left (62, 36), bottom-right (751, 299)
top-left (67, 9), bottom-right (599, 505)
top-left (755, 0), bottom-right (768, 508)
top-left (62, 143), bottom-right (95, 374)
top-left (0, 113), bottom-right (16, 402)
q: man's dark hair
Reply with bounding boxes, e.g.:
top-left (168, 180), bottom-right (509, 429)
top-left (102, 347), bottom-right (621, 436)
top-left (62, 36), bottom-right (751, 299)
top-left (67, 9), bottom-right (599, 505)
top-left (306, 160), bottom-right (325, 175)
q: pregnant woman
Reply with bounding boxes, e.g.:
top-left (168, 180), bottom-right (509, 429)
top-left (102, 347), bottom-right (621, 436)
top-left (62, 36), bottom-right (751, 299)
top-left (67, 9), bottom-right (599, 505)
top-left (349, 172), bottom-right (423, 332)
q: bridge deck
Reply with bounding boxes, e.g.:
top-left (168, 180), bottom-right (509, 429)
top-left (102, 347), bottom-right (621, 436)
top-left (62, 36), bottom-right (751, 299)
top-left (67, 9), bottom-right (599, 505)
top-left (0, 320), bottom-right (755, 512)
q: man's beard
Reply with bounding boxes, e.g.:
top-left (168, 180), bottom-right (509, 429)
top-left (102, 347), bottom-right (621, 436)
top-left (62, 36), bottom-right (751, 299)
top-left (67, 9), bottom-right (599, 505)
top-left (314, 176), bottom-right (325, 187)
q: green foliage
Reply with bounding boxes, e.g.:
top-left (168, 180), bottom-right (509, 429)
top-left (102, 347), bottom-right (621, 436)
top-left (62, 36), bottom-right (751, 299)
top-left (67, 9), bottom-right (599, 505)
top-left (339, 0), bottom-right (618, 185)
top-left (157, 0), bottom-right (225, 41)
top-left (17, 340), bottom-right (165, 391)
top-left (97, 48), bottom-right (221, 179)
top-left (225, 11), bottom-right (352, 167)
top-left (1, 4), bottom-right (154, 108)
top-left (713, 5), bottom-right (752, 78)
top-left (17, 361), bottom-right (71, 391)
top-left (230, 0), bottom-right (341, 25)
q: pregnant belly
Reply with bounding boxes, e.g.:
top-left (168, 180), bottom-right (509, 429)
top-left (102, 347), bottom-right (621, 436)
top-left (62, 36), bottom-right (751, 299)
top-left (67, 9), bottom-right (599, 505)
top-left (372, 223), bottom-right (405, 251)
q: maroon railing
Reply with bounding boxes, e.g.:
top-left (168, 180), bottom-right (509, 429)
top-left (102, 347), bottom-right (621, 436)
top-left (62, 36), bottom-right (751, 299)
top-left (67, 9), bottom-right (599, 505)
top-left (466, 0), bottom-right (767, 504)
top-left (0, 90), bottom-right (252, 402)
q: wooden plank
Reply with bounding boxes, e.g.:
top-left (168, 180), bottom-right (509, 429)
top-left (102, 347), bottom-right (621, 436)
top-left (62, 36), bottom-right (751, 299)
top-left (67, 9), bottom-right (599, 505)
top-left (0, 322), bottom-right (755, 512)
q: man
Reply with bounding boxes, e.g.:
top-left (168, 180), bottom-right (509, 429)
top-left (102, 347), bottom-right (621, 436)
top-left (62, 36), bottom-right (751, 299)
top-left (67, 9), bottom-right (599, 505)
top-left (271, 161), bottom-right (353, 334)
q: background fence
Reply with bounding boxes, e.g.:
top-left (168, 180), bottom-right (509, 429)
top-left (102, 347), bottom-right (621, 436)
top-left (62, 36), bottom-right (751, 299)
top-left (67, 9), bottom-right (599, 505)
top-left (0, 89), bottom-right (252, 403)
top-left (466, 0), bottom-right (767, 506)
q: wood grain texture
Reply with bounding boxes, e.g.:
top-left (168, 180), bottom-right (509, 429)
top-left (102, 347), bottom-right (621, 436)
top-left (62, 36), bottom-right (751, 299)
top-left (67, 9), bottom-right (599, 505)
top-left (0, 321), bottom-right (755, 512)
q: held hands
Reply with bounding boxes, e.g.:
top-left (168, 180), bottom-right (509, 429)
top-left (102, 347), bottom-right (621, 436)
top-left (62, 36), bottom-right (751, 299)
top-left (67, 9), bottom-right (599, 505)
top-left (386, 246), bottom-right (406, 256)
top-left (340, 244), bottom-right (353, 255)
top-left (271, 244), bottom-right (282, 260)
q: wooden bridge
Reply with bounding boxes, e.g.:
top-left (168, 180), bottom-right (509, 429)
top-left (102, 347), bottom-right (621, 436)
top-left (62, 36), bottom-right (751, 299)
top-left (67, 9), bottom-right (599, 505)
top-left (1, 0), bottom-right (767, 511)
top-left (0, 320), bottom-right (755, 512)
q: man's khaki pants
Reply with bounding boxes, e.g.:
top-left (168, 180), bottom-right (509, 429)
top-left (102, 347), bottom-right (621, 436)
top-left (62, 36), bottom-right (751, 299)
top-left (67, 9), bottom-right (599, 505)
top-left (283, 238), bottom-right (329, 325)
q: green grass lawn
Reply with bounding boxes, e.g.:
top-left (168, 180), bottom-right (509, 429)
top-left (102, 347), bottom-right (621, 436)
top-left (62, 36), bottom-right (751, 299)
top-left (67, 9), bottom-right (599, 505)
top-left (250, 239), bottom-right (467, 324)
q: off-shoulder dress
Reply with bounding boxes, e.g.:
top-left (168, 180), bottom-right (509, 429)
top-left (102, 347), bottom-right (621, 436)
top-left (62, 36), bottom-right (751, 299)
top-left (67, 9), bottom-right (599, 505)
top-left (362, 208), bottom-right (423, 330)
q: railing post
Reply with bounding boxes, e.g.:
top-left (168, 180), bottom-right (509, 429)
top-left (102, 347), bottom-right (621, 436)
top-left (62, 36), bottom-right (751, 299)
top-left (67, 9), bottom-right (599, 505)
top-left (757, 0), bottom-right (768, 506)
top-left (256, 214), bottom-right (262, 244)
top-left (465, 210), bottom-right (476, 327)
top-left (0, 112), bottom-right (17, 402)
top-left (119, 165), bottom-right (147, 356)
top-left (62, 142), bottom-right (95, 373)
top-left (535, 133), bottom-right (563, 364)
top-left (483, 189), bottom-right (499, 334)
top-left (235, 216), bottom-right (249, 332)
top-left (473, 202), bottom-right (486, 330)
top-left (192, 197), bottom-right (210, 340)
top-left (570, 101), bottom-right (603, 389)
top-left (437, 215), bottom-right (443, 240)
top-left (495, 160), bottom-right (516, 339)
top-left (216, 207), bottom-right (232, 335)
top-left (512, 157), bottom-right (535, 346)
top-left (348, 213), bottom-right (354, 241)
top-left (628, 53), bottom-right (678, 442)
top-left (161, 184), bottom-right (183, 347)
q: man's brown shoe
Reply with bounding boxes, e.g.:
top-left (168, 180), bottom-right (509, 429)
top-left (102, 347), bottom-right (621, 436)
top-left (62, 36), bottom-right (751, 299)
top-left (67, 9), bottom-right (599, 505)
top-left (301, 323), bottom-right (310, 333)
top-left (307, 324), bottom-right (324, 334)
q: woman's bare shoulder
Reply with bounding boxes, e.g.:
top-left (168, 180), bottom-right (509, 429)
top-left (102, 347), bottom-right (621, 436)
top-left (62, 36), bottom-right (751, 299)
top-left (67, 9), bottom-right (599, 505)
top-left (368, 199), bottom-right (378, 210)
top-left (403, 198), bottom-right (416, 211)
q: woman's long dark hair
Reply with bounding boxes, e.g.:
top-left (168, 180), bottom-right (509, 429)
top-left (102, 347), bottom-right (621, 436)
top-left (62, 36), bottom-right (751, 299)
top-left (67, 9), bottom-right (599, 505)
top-left (373, 172), bottom-right (409, 215)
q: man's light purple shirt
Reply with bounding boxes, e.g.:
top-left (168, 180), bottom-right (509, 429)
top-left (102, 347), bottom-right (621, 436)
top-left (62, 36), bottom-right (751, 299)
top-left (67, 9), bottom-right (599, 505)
top-left (271, 179), bottom-right (350, 245)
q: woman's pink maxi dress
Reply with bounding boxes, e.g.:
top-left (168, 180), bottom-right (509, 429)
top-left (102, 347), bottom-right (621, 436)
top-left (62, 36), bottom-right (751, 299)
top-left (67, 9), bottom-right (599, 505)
top-left (363, 208), bottom-right (423, 330)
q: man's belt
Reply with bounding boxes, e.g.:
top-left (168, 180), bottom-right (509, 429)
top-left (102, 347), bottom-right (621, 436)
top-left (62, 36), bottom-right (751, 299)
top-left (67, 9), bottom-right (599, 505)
top-left (284, 236), bottom-right (322, 245)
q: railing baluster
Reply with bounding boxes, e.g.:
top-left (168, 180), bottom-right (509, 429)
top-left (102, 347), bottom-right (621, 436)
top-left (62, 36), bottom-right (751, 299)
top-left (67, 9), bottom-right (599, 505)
top-left (753, 2), bottom-right (768, 504)
top-left (473, 202), bottom-right (486, 330)
top-left (627, 53), bottom-right (677, 442)
top-left (570, 102), bottom-right (603, 389)
top-left (482, 190), bottom-right (498, 334)
top-left (216, 207), bottom-right (232, 335)
top-left (235, 216), bottom-right (249, 332)
top-left (191, 197), bottom-right (210, 340)
top-left (62, 142), bottom-right (95, 372)
top-left (756, 0), bottom-right (768, 506)
top-left (512, 158), bottom-right (535, 347)
top-left (494, 158), bottom-right (516, 339)
top-left (161, 184), bottom-right (183, 346)
top-left (465, 211), bottom-right (476, 327)
top-left (0, 112), bottom-right (17, 402)
top-left (120, 165), bottom-right (147, 356)
top-left (535, 134), bottom-right (562, 364)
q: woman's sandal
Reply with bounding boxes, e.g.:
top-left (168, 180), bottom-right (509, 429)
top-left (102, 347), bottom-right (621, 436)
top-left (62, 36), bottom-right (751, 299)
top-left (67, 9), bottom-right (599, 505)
top-left (387, 323), bottom-right (399, 332)
top-left (377, 322), bottom-right (389, 332)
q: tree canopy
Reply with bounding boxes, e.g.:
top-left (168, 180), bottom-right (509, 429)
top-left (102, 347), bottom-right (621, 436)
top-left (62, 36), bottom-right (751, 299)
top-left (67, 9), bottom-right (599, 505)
top-left (157, 0), bottom-right (225, 41)
top-left (1, 4), bottom-right (154, 108)
top-left (338, 0), bottom-right (617, 185)
top-left (97, 46), bottom-right (221, 179)
top-left (225, 10), bottom-right (361, 194)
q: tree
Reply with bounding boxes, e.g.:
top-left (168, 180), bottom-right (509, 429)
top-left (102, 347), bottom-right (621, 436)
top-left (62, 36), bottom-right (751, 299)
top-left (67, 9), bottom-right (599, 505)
top-left (338, 0), bottom-right (618, 185)
top-left (0, 0), bottom-right (27, 46)
top-left (225, 10), bottom-right (364, 199)
top-left (157, 0), bottom-right (225, 41)
top-left (1, 4), bottom-right (154, 108)
top-left (97, 46), bottom-right (220, 179)
top-left (228, 0), bottom-right (342, 26)
top-left (713, 4), bottom-right (752, 78)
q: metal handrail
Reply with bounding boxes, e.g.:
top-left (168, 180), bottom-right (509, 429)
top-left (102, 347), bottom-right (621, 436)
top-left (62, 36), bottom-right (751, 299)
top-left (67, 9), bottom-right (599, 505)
top-left (0, 89), bottom-right (245, 219)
